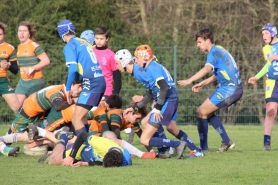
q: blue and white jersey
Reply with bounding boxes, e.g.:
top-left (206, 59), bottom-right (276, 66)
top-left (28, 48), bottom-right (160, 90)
top-left (63, 36), bottom-right (105, 93)
top-left (263, 42), bottom-right (278, 80)
top-left (135, 61), bottom-right (177, 101)
top-left (206, 45), bottom-right (241, 86)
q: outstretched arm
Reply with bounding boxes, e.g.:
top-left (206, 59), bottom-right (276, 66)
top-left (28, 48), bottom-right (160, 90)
top-left (177, 65), bottom-right (212, 86)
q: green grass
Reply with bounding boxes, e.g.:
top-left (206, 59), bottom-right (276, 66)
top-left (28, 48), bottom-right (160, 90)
top-left (0, 124), bottom-right (276, 185)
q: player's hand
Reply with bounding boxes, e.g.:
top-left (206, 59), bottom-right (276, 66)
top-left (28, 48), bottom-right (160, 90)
top-left (62, 156), bottom-right (74, 166)
top-left (0, 60), bottom-right (9, 69)
top-left (132, 95), bottom-right (143, 102)
top-left (66, 91), bottom-right (73, 104)
top-left (123, 107), bottom-right (134, 118)
top-left (152, 108), bottom-right (163, 122)
top-left (22, 67), bottom-right (34, 76)
top-left (26, 141), bottom-right (39, 149)
top-left (248, 77), bottom-right (258, 85)
top-left (71, 161), bottom-right (82, 167)
top-left (192, 82), bottom-right (204, 92)
top-left (269, 54), bottom-right (278, 60)
top-left (177, 79), bottom-right (192, 86)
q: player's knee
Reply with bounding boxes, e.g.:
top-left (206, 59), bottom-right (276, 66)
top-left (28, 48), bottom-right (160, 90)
top-left (140, 137), bottom-right (149, 146)
top-left (266, 109), bottom-right (275, 118)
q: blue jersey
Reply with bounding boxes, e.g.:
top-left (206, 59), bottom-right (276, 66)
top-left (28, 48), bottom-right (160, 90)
top-left (80, 135), bottom-right (132, 166)
top-left (206, 45), bottom-right (241, 86)
top-left (63, 36), bottom-right (105, 93)
top-left (263, 42), bottom-right (278, 80)
top-left (80, 145), bottom-right (132, 166)
top-left (135, 61), bottom-right (177, 101)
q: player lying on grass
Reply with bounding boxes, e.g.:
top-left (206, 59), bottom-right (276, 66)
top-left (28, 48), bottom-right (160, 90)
top-left (0, 77), bottom-right (82, 157)
top-left (38, 131), bottom-right (131, 167)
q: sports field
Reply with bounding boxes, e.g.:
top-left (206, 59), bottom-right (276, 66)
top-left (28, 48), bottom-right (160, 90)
top-left (0, 124), bottom-right (277, 185)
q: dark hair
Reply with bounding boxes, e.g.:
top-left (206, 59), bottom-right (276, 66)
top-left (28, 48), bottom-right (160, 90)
top-left (105, 94), bottom-right (122, 109)
top-left (64, 74), bottom-right (82, 86)
top-left (17, 21), bottom-right (36, 39)
top-left (195, 28), bottom-right (214, 44)
top-left (94, 26), bottom-right (110, 39)
top-left (0, 22), bottom-right (7, 34)
top-left (103, 150), bottom-right (122, 168)
top-left (129, 101), bottom-right (148, 118)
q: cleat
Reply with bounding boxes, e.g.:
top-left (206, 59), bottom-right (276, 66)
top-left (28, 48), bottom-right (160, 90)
top-left (28, 123), bottom-right (39, 140)
top-left (38, 153), bottom-right (51, 164)
top-left (264, 144), bottom-right (271, 151)
top-left (185, 150), bottom-right (204, 158)
top-left (3, 146), bottom-right (20, 157)
top-left (55, 131), bottom-right (74, 140)
top-left (217, 140), bottom-right (235, 152)
top-left (157, 150), bottom-right (171, 159)
top-left (175, 141), bottom-right (187, 159)
top-left (53, 126), bottom-right (70, 135)
top-left (141, 152), bottom-right (156, 159)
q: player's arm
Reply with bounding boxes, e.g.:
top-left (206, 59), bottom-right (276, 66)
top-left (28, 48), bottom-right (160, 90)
top-left (112, 69), bottom-right (122, 94)
top-left (52, 98), bottom-right (73, 111)
top-left (133, 90), bottom-right (153, 110)
top-left (189, 65), bottom-right (212, 82)
top-left (32, 47), bottom-right (50, 71)
top-left (153, 79), bottom-right (168, 111)
top-left (110, 125), bottom-right (121, 139)
top-left (255, 62), bottom-right (270, 80)
top-left (109, 113), bottom-right (123, 139)
top-left (200, 75), bottom-right (217, 86)
top-left (8, 61), bottom-right (18, 74)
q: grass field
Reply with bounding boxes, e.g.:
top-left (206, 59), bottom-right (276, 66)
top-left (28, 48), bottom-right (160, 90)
top-left (0, 124), bottom-right (277, 185)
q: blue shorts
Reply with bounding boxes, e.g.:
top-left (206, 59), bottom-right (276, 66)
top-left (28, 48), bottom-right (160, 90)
top-left (209, 85), bottom-right (243, 110)
top-left (149, 100), bottom-right (178, 126)
top-left (265, 79), bottom-right (278, 103)
top-left (77, 92), bottom-right (103, 107)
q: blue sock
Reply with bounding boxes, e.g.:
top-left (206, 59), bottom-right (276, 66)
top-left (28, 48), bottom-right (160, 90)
top-left (153, 126), bottom-right (170, 153)
top-left (84, 124), bottom-right (90, 132)
top-left (56, 134), bottom-right (68, 147)
top-left (197, 117), bottom-right (209, 150)
top-left (149, 137), bottom-right (180, 148)
top-left (208, 114), bottom-right (230, 143)
top-left (75, 127), bottom-right (87, 136)
top-left (264, 135), bottom-right (271, 145)
top-left (176, 130), bottom-right (199, 151)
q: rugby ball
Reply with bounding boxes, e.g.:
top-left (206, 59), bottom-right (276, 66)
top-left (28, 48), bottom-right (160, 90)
top-left (24, 144), bottom-right (48, 156)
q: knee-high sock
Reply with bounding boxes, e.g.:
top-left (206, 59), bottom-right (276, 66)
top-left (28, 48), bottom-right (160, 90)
top-left (176, 130), bottom-right (200, 151)
top-left (197, 117), bottom-right (208, 150)
top-left (208, 114), bottom-right (230, 143)
top-left (148, 137), bottom-right (180, 148)
top-left (0, 133), bottom-right (18, 144)
top-left (153, 126), bottom-right (170, 153)
top-left (75, 127), bottom-right (87, 136)
top-left (121, 140), bottom-right (144, 158)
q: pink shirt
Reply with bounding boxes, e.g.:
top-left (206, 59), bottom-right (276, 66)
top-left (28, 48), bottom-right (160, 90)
top-left (93, 47), bottom-right (117, 96)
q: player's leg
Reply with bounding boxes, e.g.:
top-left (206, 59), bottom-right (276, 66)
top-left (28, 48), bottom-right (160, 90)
top-left (263, 102), bottom-right (277, 150)
top-left (2, 93), bottom-right (21, 113)
top-left (73, 93), bottom-right (103, 136)
top-left (103, 131), bottom-right (156, 159)
top-left (142, 112), bottom-right (171, 158)
top-left (196, 98), bottom-right (218, 151)
top-left (263, 80), bottom-right (278, 150)
top-left (0, 77), bottom-right (20, 113)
